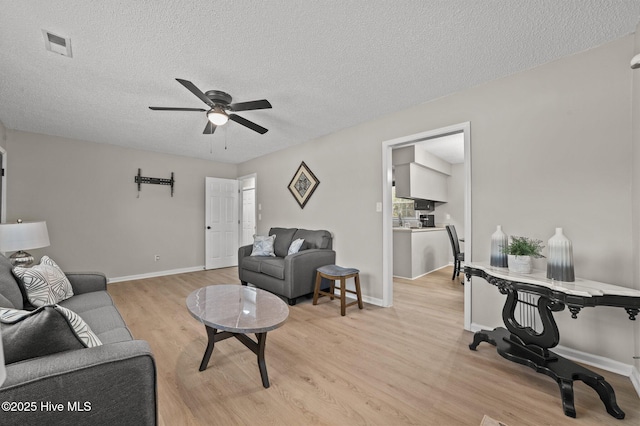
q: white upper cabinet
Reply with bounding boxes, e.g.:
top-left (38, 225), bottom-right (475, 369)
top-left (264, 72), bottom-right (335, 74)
top-left (393, 146), bottom-right (450, 202)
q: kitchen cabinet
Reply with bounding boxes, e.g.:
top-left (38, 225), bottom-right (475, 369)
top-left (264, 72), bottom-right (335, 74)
top-left (394, 163), bottom-right (449, 202)
top-left (393, 227), bottom-right (450, 279)
top-left (414, 199), bottom-right (434, 211)
top-left (393, 145), bottom-right (451, 203)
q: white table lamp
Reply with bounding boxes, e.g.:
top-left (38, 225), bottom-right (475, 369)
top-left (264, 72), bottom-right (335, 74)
top-left (0, 220), bottom-right (50, 267)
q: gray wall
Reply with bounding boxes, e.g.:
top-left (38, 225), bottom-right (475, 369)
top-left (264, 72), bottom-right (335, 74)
top-left (1, 34), bottom-right (637, 367)
top-left (239, 35), bottom-right (637, 364)
top-left (4, 130), bottom-right (237, 278)
top-left (0, 120), bottom-right (6, 148)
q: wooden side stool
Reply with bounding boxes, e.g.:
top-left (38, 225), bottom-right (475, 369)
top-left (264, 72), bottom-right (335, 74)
top-left (313, 265), bottom-right (363, 316)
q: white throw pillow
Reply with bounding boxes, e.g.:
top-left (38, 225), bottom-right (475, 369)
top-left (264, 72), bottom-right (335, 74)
top-left (288, 238), bottom-right (305, 255)
top-left (250, 235), bottom-right (276, 257)
top-left (13, 256), bottom-right (74, 307)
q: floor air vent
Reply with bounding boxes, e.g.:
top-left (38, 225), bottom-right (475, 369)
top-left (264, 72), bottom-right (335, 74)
top-left (42, 30), bottom-right (72, 58)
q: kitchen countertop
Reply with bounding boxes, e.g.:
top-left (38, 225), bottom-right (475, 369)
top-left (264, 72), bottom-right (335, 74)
top-left (392, 226), bottom-right (446, 232)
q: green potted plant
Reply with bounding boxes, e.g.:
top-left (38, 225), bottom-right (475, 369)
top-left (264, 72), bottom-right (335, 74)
top-left (500, 236), bottom-right (545, 274)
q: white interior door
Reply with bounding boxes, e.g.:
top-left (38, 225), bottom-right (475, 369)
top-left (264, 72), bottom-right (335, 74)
top-left (205, 177), bottom-right (239, 269)
top-left (242, 188), bottom-right (256, 246)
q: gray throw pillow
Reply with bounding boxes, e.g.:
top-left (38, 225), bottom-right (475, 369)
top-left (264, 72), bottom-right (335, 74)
top-left (0, 305), bottom-right (102, 364)
top-left (269, 227), bottom-right (298, 257)
top-left (0, 254), bottom-right (24, 309)
top-left (250, 235), bottom-right (276, 257)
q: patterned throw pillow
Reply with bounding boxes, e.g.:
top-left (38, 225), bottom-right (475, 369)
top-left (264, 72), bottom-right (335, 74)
top-left (0, 305), bottom-right (102, 364)
top-left (53, 305), bottom-right (102, 347)
top-left (12, 256), bottom-right (74, 307)
top-left (287, 238), bottom-right (305, 255)
top-left (250, 235), bottom-right (276, 257)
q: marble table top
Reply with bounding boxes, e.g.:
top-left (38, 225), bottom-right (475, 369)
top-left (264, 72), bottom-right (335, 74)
top-left (186, 285), bottom-right (289, 333)
top-left (466, 262), bottom-right (640, 298)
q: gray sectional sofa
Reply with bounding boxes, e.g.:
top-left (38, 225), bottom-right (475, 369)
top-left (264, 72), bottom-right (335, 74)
top-left (0, 254), bottom-right (157, 425)
top-left (238, 227), bottom-right (336, 305)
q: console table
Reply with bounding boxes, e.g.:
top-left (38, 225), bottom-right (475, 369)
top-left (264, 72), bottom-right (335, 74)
top-left (465, 262), bottom-right (640, 419)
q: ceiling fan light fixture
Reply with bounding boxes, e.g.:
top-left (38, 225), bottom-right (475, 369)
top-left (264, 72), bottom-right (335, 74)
top-left (207, 106), bottom-right (229, 126)
top-left (150, 79), bottom-right (270, 134)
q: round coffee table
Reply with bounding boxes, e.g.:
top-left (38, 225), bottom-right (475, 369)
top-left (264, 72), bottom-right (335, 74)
top-left (186, 284), bottom-right (289, 388)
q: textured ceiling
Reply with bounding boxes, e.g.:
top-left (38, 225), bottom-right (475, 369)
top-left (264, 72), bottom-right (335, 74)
top-left (1, 1), bottom-right (639, 164)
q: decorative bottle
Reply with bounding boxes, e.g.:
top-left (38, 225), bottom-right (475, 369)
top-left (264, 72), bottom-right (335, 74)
top-left (490, 225), bottom-right (508, 267)
top-left (546, 227), bottom-right (575, 282)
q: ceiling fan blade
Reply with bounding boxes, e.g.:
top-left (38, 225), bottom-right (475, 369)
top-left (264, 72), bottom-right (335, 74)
top-left (176, 78), bottom-right (214, 107)
top-left (229, 99), bottom-right (272, 112)
top-left (149, 107), bottom-right (207, 111)
top-left (203, 121), bottom-right (216, 135)
top-left (229, 114), bottom-right (268, 134)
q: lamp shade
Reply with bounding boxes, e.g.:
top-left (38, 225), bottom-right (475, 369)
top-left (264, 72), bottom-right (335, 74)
top-left (0, 221), bottom-right (50, 252)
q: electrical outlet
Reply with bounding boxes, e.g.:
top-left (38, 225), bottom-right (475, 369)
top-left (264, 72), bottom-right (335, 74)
top-left (154, 255), bottom-right (160, 262)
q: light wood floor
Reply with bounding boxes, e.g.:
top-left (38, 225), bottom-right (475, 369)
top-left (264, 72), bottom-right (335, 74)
top-left (108, 267), bottom-right (639, 425)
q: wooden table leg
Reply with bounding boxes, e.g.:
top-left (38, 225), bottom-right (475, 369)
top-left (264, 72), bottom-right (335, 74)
top-left (199, 326), bottom-right (273, 388)
top-left (199, 326), bottom-right (218, 371)
top-left (234, 332), bottom-right (271, 388)
top-left (256, 332), bottom-right (269, 388)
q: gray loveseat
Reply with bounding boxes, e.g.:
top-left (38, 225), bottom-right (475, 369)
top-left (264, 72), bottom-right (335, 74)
top-left (0, 254), bottom-right (157, 425)
top-left (238, 227), bottom-right (336, 305)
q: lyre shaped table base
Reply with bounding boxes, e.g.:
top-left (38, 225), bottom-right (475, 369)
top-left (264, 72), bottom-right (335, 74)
top-left (469, 327), bottom-right (623, 419)
top-left (465, 265), bottom-right (632, 420)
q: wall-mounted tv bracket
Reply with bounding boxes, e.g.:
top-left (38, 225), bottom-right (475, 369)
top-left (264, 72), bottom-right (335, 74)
top-left (135, 168), bottom-right (175, 197)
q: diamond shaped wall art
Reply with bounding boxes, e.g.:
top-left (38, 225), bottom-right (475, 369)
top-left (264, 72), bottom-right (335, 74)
top-left (288, 161), bottom-right (320, 208)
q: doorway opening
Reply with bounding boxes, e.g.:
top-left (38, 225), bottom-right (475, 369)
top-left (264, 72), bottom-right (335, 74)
top-left (381, 122), bottom-right (472, 330)
top-left (238, 174), bottom-right (257, 247)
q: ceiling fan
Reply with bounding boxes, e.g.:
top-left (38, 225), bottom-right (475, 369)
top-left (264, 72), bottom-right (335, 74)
top-left (149, 78), bottom-right (272, 135)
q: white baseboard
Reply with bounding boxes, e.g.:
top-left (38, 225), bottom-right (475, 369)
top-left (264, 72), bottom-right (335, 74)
top-left (631, 366), bottom-right (640, 398)
top-left (392, 274), bottom-right (417, 280)
top-left (319, 288), bottom-right (385, 308)
top-left (470, 322), bottom-right (640, 398)
top-left (552, 345), bottom-right (633, 377)
top-left (393, 264), bottom-right (450, 281)
top-left (108, 266), bottom-right (205, 283)
top-left (362, 294), bottom-right (385, 307)
top-left (109, 267), bottom-right (387, 306)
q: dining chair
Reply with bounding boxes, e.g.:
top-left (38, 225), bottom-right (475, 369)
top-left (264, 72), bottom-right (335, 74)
top-left (446, 225), bottom-right (464, 282)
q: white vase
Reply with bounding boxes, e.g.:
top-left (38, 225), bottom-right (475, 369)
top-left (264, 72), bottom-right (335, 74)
top-left (508, 255), bottom-right (532, 274)
top-left (490, 225), bottom-right (508, 267)
top-left (547, 227), bottom-right (575, 282)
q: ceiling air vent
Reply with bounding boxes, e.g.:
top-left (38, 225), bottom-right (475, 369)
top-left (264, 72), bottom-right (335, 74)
top-left (42, 30), bottom-right (72, 58)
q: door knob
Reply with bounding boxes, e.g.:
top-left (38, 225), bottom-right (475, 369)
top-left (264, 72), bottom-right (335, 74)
top-left (207, 226), bottom-right (211, 229)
